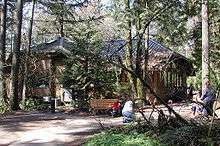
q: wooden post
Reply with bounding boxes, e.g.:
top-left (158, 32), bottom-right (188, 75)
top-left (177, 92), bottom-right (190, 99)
top-left (175, 72), bottom-right (178, 88)
top-left (182, 73), bottom-right (187, 94)
top-left (177, 74), bottom-right (179, 87)
top-left (170, 72), bottom-right (173, 89)
top-left (50, 58), bottom-right (56, 98)
top-left (179, 74), bottom-right (182, 87)
top-left (165, 71), bottom-right (168, 88)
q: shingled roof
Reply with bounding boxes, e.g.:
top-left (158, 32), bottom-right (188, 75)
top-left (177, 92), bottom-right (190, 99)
top-left (31, 37), bottom-right (193, 75)
top-left (31, 37), bottom-right (72, 55)
top-left (101, 39), bottom-right (193, 75)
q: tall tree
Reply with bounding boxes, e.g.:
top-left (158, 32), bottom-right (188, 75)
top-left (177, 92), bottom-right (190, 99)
top-left (112, 0), bottom-right (178, 101)
top-left (134, 0), bottom-right (144, 99)
top-left (201, 0), bottom-right (209, 91)
top-left (0, 0), bottom-right (8, 105)
top-left (10, 0), bottom-right (24, 110)
top-left (124, 0), bottom-right (136, 97)
top-left (22, 0), bottom-right (36, 101)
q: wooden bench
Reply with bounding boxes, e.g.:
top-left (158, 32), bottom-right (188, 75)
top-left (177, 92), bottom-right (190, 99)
top-left (90, 99), bottom-right (118, 114)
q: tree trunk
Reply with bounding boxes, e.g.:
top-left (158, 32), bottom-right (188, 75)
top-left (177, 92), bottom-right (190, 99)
top-left (10, 0), bottom-right (23, 110)
top-left (202, 0), bottom-right (209, 91)
top-left (134, 0), bottom-right (148, 100)
top-left (124, 0), bottom-right (136, 98)
top-left (135, 3), bottom-right (143, 99)
top-left (59, 2), bottom-right (64, 38)
top-left (143, 26), bottom-right (149, 100)
top-left (22, 0), bottom-right (36, 101)
top-left (0, 0), bottom-right (8, 104)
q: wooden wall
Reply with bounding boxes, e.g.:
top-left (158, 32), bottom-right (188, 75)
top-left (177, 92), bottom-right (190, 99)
top-left (146, 69), bottom-right (187, 104)
top-left (146, 71), bottom-right (166, 104)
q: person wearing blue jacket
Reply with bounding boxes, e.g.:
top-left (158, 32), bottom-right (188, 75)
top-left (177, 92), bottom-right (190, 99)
top-left (200, 83), bottom-right (216, 116)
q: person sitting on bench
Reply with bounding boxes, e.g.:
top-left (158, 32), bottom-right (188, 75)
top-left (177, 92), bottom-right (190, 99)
top-left (200, 83), bottom-right (216, 117)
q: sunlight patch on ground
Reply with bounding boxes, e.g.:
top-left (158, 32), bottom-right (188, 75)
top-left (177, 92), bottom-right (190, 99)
top-left (10, 125), bottom-right (92, 145)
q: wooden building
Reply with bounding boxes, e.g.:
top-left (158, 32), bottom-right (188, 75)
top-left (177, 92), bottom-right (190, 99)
top-left (6, 37), bottom-right (193, 104)
top-left (102, 39), bottom-right (194, 102)
top-left (146, 39), bottom-right (193, 102)
top-left (6, 37), bottom-right (72, 101)
top-left (29, 37), bottom-right (72, 101)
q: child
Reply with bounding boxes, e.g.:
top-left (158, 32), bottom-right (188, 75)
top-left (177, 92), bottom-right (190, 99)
top-left (111, 100), bottom-right (121, 117)
top-left (191, 102), bottom-right (197, 117)
top-left (168, 99), bottom-right (173, 116)
top-left (191, 91), bottom-right (202, 118)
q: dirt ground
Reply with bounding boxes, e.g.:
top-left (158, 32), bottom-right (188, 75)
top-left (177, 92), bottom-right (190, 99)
top-left (0, 111), bottom-right (124, 146)
top-left (0, 102), bottom-right (219, 146)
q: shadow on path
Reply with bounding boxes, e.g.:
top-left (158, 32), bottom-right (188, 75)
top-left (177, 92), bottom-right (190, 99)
top-left (0, 111), bottom-right (123, 146)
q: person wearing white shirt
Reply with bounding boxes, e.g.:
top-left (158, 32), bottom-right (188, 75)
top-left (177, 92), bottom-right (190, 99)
top-left (122, 96), bottom-right (134, 123)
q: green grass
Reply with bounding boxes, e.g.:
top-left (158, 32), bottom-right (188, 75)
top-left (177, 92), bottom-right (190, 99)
top-left (84, 121), bottom-right (220, 146)
top-left (84, 132), bottom-right (165, 146)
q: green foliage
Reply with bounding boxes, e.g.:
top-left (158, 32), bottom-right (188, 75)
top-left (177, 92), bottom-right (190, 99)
top-left (84, 123), bottom-right (162, 146)
top-left (159, 126), bottom-right (205, 146)
top-left (61, 56), bottom-right (117, 97)
top-left (84, 132), bottom-right (163, 146)
top-left (0, 99), bottom-right (10, 114)
top-left (187, 70), bottom-right (202, 90)
top-left (70, 100), bottom-right (76, 108)
top-left (85, 122), bottom-right (220, 146)
top-left (108, 123), bottom-right (154, 135)
top-left (190, 0), bottom-right (220, 90)
top-left (20, 98), bottom-right (49, 111)
top-left (60, 23), bottom-right (117, 98)
top-left (188, 68), bottom-right (220, 91)
top-left (159, 125), bottom-right (220, 146)
top-left (114, 82), bottom-right (132, 96)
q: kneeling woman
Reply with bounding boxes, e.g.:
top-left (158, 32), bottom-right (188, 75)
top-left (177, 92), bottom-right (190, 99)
top-left (122, 96), bottom-right (134, 123)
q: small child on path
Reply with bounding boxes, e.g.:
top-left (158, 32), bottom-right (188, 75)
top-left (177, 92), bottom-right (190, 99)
top-left (168, 99), bottom-right (173, 116)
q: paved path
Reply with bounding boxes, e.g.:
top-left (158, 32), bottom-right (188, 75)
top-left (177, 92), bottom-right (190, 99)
top-left (0, 111), bottom-right (124, 146)
top-left (1, 103), bottom-right (219, 146)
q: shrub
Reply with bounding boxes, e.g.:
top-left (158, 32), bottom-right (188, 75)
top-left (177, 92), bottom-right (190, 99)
top-left (0, 99), bottom-right (10, 114)
top-left (20, 98), bottom-right (49, 111)
top-left (159, 125), bottom-right (220, 146)
top-left (85, 119), bottom-right (220, 146)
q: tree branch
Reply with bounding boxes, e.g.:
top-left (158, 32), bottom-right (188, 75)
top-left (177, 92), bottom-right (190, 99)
top-left (109, 2), bottom-right (175, 59)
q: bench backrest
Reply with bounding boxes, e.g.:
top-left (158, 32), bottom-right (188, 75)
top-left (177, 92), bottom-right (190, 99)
top-left (90, 99), bottom-right (118, 109)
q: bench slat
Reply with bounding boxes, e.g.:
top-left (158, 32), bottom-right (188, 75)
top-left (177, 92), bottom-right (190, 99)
top-left (90, 99), bottom-right (118, 109)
